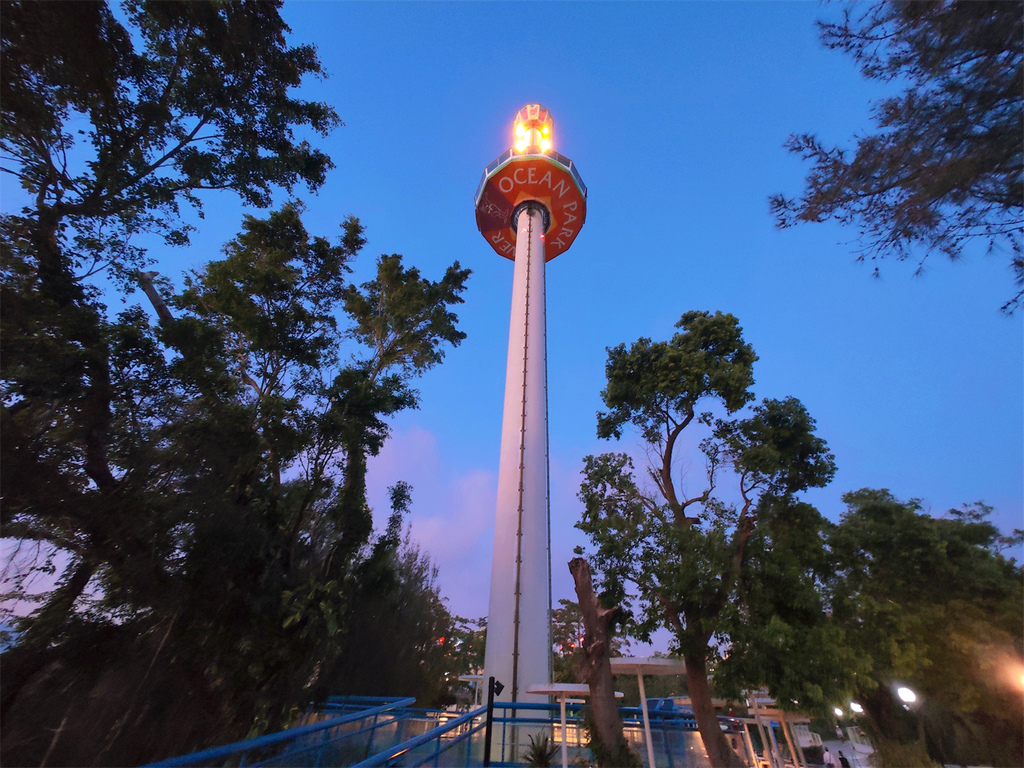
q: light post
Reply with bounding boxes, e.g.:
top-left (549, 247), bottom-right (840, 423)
top-left (897, 685), bottom-right (926, 748)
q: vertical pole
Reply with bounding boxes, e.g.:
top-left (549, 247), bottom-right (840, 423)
top-left (559, 695), bottom-right (568, 768)
top-left (484, 676), bottom-right (496, 768)
top-left (779, 712), bottom-right (803, 768)
top-left (637, 673), bottom-right (656, 768)
top-left (484, 202), bottom-right (552, 710)
top-left (765, 720), bottom-right (784, 768)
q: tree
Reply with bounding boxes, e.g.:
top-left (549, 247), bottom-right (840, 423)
top-left (827, 490), bottom-right (1024, 766)
top-left (568, 558), bottom-right (639, 768)
top-left (2, 4), bottom-right (476, 763)
top-left (552, 598), bottom-right (628, 685)
top-left (2, 0), bottom-right (337, 278)
top-left (577, 311), bottom-right (850, 768)
top-left (1, 203), bottom-right (470, 765)
top-left (1, 0), bottom-right (338, 654)
top-left (322, 492), bottom-right (464, 709)
top-left (769, 0), bottom-right (1024, 312)
top-left (552, 598), bottom-right (586, 683)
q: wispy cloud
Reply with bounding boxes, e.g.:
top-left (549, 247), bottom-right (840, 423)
top-left (365, 425), bottom-right (497, 619)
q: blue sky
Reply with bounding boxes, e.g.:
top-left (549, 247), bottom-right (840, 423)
top-left (288, 1), bottom-right (1023, 624)
top-left (10, 2), bottom-right (1021, 631)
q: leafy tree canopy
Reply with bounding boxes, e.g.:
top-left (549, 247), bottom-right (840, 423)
top-left (2, 201), bottom-right (469, 765)
top-left (827, 490), bottom-right (1023, 766)
top-left (577, 312), bottom-right (845, 768)
top-left (1, 0), bottom-right (338, 288)
top-left (1, 4), bottom-right (475, 764)
top-left (770, 0), bottom-right (1024, 311)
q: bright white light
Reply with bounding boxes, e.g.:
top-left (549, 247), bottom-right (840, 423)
top-left (833, 707), bottom-right (843, 717)
top-left (850, 702), bottom-right (864, 714)
top-left (897, 686), bottom-right (917, 703)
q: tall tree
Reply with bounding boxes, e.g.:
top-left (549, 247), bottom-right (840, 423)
top-left (827, 490), bottom-right (1024, 766)
top-left (1, 0), bottom-right (338, 647)
top-left (1, 203), bottom-right (469, 765)
top-left (577, 311), bottom-right (850, 768)
top-left (769, 0), bottom-right (1024, 312)
top-left (322, 485), bottom-right (464, 709)
top-left (1, 4), bottom-right (475, 764)
top-left (569, 557), bottom-right (638, 768)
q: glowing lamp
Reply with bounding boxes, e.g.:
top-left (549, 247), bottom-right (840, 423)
top-left (850, 702), bottom-right (864, 714)
top-left (512, 103), bottom-right (554, 154)
top-left (897, 686), bottom-right (916, 704)
top-left (833, 707), bottom-right (844, 717)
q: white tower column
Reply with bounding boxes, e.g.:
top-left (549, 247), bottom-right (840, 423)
top-left (484, 203), bottom-right (552, 705)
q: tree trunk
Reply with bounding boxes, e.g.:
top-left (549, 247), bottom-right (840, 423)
top-left (683, 649), bottom-right (744, 768)
top-left (568, 558), bottom-right (635, 767)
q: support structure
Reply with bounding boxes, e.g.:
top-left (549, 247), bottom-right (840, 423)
top-left (486, 202), bottom-right (552, 704)
top-left (474, 105), bottom-right (587, 712)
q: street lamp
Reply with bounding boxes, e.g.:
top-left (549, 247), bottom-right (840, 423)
top-left (896, 685), bottom-right (926, 746)
top-left (849, 702), bottom-right (864, 714)
top-left (833, 707), bottom-right (844, 717)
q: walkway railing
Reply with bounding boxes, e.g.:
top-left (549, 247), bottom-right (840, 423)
top-left (144, 697), bottom-right (713, 768)
top-left (352, 706), bottom-right (487, 767)
top-left (144, 696), bottom-right (416, 767)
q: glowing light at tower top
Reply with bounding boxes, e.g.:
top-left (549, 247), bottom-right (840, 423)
top-left (513, 103), bottom-right (553, 154)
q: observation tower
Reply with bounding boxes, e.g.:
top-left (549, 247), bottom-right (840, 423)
top-left (474, 105), bottom-right (587, 707)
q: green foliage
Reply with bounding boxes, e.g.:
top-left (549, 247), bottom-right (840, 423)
top-left (344, 253), bottom-right (470, 376)
top-left (1, 202), bottom-right (469, 764)
top-left (552, 598), bottom-right (586, 683)
top-left (714, 498), bottom-right (863, 712)
top-left (1, 0), bottom-right (338, 284)
top-left (826, 490), bottom-right (1024, 765)
top-left (577, 312), bottom-right (845, 768)
top-left (770, 0), bottom-right (1024, 311)
top-left (524, 734), bottom-right (561, 767)
top-left (597, 310), bottom-right (757, 445)
top-left (442, 615), bottom-right (487, 707)
top-left (874, 738), bottom-right (941, 768)
top-left (1, 5), bottom-right (474, 762)
top-left (552, 598), bottom-right (628, 684)
top-left (714, 397), bottom-right (836, 498)
top-left (321, 532), bottom-right (462, 709)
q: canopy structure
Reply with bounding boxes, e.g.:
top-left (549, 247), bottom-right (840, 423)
top-left (609, 656), bottom-right (687, 768)
top-left (526, 683), bottom-right (623, 768)
top-left (457, 674), bottom-right (484, 707)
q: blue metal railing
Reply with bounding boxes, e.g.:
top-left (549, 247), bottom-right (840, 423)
top-left (144, 697), bottom-right (416, 767)
top-left (143, 696), bottom-right (715, 768)
top-left (352, 706), bottom-right (487, 767)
